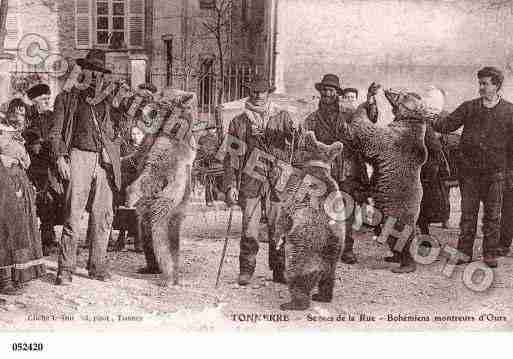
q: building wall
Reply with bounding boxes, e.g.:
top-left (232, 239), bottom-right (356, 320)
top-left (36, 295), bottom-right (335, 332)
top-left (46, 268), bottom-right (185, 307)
top-left (273, 0), bottom-right (513, 110)
top-left (0, 0), bottom-right (152, 106)
top-left (151, 0), bottom-right (219, 91)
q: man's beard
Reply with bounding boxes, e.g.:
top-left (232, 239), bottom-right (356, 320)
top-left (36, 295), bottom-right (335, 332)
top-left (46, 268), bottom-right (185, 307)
top-left (320, 95), bottom-right (338, 105)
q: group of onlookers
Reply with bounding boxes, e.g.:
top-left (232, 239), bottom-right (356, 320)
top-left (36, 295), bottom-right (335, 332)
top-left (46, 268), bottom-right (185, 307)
top-left (0, 49), bottom-right (154, 295)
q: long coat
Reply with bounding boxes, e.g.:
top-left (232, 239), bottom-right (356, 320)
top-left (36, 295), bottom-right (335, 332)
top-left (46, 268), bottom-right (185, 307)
top-left (48, 88), bottom-right (122, 191)
top-left (223, 105), bottom-right (294, 199)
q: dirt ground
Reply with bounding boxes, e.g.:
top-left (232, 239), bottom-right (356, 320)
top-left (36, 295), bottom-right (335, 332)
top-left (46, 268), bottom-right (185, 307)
top-left (1, 187), bottom-right (513, 332)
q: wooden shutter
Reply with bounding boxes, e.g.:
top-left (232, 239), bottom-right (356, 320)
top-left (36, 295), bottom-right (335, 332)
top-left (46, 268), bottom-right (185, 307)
top-left (5, 0), bottom-right (19, 49)
top-left (75, 0), bottom-right (92, 49)
top-left (199, 0), bottom-right (215, 9)
top-left (127, 0), bottom-right (144, 48)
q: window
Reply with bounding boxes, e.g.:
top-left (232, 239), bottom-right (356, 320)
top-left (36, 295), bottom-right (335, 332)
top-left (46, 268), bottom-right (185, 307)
top-left (199, 0), bottom-right (215, 10)
top-left (96, 0), bottom-right (125, 47)
top-left (75, 0), bottom-right (145, 49)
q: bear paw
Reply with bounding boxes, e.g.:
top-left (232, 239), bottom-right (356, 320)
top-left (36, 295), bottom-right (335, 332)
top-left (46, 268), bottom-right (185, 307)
top-left (280, 300), bottom-right (310, 311)
top-left (311, 293), bottom-right (333, 303)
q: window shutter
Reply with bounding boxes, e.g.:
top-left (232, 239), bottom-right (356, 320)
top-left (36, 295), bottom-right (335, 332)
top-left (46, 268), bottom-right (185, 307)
top-left (75, 0), bottom-right (92, 49)
top-left (199, 0), bottom-right (216, 9)
top-left (5, 0), bottom-right (20, 48)
top-left (127, 0), bottom-right (144, 48)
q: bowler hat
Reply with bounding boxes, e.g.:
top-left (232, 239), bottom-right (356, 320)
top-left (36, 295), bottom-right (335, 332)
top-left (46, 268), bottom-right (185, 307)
top-left (138, 83), bottom-right (158, 94)
top-left (27, 84), bottom-right (50, 100)
top-left (315, 74), bottom-right (343, 95)
top-left (76, 49), bottom-right (112, 74)
top-left (244, 77), bottom-right (275, 93)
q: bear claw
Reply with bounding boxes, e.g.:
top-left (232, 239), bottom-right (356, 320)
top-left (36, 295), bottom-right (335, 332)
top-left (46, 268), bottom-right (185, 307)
top-left (311, 293), bottom-right (333, 303)
top-left (280, 301), bottom-right (310, 311)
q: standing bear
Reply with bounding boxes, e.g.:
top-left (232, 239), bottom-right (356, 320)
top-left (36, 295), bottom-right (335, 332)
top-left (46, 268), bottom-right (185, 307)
top-left (127, 90), bottom-right (197, 286)
top-left (273, 131), bottom-right (345, 310)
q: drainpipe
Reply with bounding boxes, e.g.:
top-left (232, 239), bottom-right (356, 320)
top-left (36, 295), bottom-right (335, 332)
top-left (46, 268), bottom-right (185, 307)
top-left (270, 0), bottom-right (278, 91)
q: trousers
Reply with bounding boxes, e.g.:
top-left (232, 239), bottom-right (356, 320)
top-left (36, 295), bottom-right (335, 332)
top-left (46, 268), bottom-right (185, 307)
top-left (457, 172), bottom-right (503, 258)
top-left (58, 149), bottom-right (114, 275)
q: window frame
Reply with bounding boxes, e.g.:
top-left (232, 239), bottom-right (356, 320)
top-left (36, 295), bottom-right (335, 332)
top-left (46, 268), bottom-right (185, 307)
top-left (75, 0), bottom-right (145, 50)
top-left (95, 0), bottom-right (127, 48)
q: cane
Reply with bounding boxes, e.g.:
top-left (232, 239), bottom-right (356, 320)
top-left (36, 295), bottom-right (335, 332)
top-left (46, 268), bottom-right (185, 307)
top-left (215, 204), bottom-right (234, 288)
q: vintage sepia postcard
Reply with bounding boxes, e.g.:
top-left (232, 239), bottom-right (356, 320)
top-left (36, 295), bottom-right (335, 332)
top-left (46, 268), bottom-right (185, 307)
top-left (0, 1), bottom-right (513, 353)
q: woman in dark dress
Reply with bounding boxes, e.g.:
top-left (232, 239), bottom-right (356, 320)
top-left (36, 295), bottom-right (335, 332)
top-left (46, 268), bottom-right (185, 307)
top-left (0, 104), bottom-right (45, 295)
top-left (417, 124), bottom-right (451, 235)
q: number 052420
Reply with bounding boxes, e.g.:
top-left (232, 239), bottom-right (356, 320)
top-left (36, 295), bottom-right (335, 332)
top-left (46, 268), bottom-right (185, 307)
top-left (11, 343), bottom-right (44, 351)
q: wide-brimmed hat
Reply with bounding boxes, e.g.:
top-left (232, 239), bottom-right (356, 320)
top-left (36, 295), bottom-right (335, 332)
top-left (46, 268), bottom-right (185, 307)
top-left (76, 49), bottom-right (112, 74)
top-left (315, 74), bottom-right (343, 95)
top-left (138, 83), bottom-right (158, 94)
top-left (244, 77), bottom-right (275, 93)
top-left (27, 84), bottom-right (50, 100)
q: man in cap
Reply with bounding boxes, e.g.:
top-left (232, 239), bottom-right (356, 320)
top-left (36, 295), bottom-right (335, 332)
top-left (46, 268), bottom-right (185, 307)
top-left (430, 66), bottom-right (513, 268)
top-left (48, 49), bottom-right (125, 284)
top-left (24, 83), bottom-right (60, 255)
top-left (341, 87), bottom-right (359, 112)
top-left (302, 74), bottom-right (378, 265)
top-left (223, 77), bottom-right (294, 285)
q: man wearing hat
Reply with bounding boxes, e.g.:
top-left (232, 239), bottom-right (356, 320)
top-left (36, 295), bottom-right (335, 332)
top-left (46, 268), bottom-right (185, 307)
top-left (431, 66), bottom-right (513, 268)
top-left (24, 83), bottom-right (60, 255)
top-left (48, 49), bottom-right (124, 284)
top-left (223, 77), bottom-right (294, 285)
top-left (302, 74), bottom-right (378, 266)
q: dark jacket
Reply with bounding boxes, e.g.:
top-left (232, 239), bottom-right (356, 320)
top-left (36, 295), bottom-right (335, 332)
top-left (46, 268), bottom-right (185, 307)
top-left (24, 109), bottom-right (54, 189)
top-left (223, 106), bottom-right (294, 199)
top-left (49, 88), bottom-right (122, 190)
top-left (431, 98), bottom-right (513, 175)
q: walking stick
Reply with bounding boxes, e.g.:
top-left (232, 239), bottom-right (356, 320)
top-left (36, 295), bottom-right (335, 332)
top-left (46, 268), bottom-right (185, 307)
top-left (215, 204), bottom-right (234, 288)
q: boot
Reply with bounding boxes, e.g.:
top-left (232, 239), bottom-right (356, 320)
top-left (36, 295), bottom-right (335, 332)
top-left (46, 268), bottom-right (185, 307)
top-left (0, 281), bottom-right (24, 295)
top-left (137, 266), bottom-right (161, 274)
top-left (272, 270), bottom-right (287, 284)
top-left (238, 273), bottom-right (253, 286)
top-left (312, 272), bottom-right (333, 302)
top-left (391, 250), bottom-right (416, 274)
top-left (483, 255), bottom-right (498, 268)
top-left (55, 271), bottom-right (73, 286)
top-left (280, 279), bottom-right (311, 311)
top-left (340, 250), bottom-right (357, 264)
top-left (384, 251), bottom-right (401, 263)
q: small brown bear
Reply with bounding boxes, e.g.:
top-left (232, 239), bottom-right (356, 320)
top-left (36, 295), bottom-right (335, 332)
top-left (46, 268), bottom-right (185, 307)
top-left (274, 131), bottom-right (345, 310)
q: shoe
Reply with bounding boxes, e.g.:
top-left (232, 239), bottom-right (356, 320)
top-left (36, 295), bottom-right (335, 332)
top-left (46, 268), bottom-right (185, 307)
top-left (272, 270), bottom-right (287, 284)
top-left (136, 267), bottom-right (161, 274)
top-left (0, 282), bottom-right (25, 295)
top-left (483, 256), bottom-right (498, 268)
top-left (89, 272), bottom-right (112, 282)
top-left (497, 247), bottom-right (510, 257)
top-left (340, 251), bottom-right (357, 264)
top-left (311, 293), bottom-right (333, 303)
top-left (391, 262), bottom-right (416, 273)
top-left (384, 253), bottom-right (401, 263)
top-left (55, 272), bottom-right (73, 286)
top-left (42, 244), bottom-right (57, 257)
top-left (456, 258), bottom-right (472, 265)
top-left (238, 273), bottom-right (252, 286)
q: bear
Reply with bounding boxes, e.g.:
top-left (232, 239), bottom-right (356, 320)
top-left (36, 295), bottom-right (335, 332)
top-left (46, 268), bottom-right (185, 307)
top-left (273, 130), bottom-right (345, 311)
top-left (126, 89), bottom-right (197, 286)
top-left (337, 88), bottom-right (430, 273)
